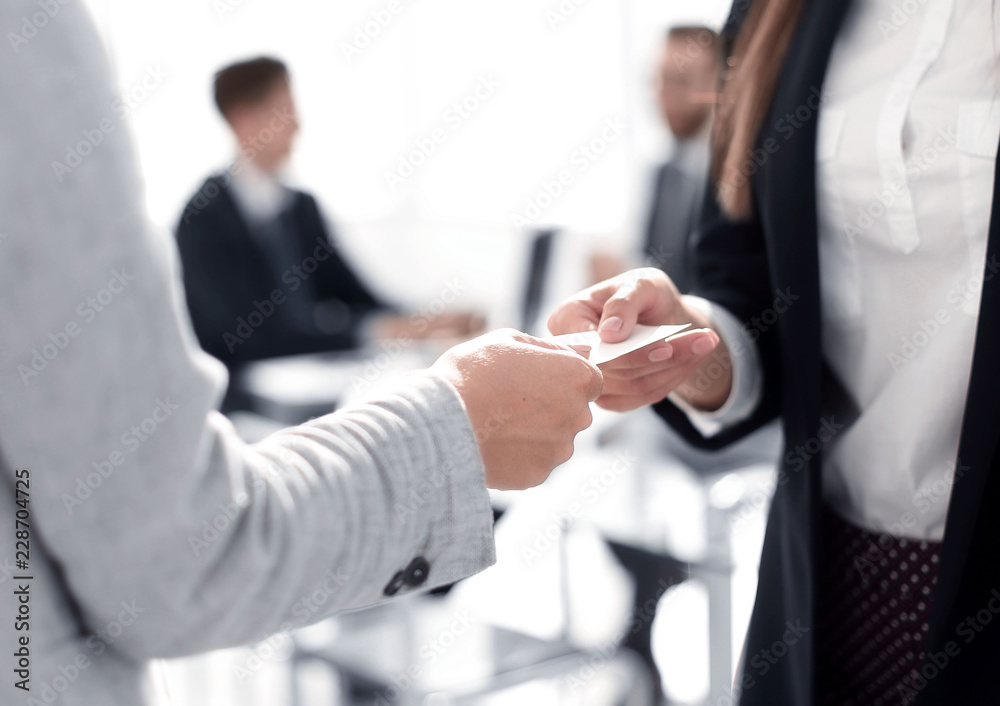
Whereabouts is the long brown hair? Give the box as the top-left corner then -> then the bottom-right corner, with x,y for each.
712,0 -> 805,220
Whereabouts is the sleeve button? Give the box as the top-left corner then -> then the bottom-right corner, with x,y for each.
382,570 -> 406,596
404,557 -> 430,587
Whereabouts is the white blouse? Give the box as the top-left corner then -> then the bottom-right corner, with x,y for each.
681,0 -> 1000,540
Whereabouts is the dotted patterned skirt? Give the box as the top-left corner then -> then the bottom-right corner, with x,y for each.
815,506 -> 941,706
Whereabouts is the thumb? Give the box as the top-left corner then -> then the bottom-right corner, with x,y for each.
597,276 -> 662,343
517,335 -> 603,399
585,362 -> 604,402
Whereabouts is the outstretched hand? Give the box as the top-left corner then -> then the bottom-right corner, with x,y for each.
547,268 -> 731,412
432,328 -> 603,490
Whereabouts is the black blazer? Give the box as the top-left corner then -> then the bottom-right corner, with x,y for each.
654,1 -> 1000,703
175,175 -> 384,367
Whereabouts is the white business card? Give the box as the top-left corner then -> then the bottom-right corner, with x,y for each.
547,323 -> 693,365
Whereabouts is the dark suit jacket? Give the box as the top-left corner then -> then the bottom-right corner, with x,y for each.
175,174 -> 384,367
643,160 -> 704,294
654,1 -> 1000,703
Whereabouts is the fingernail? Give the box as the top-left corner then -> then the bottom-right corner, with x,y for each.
648,345 -> 672,362
692,335 -> 717,355
600,316 -> 623,332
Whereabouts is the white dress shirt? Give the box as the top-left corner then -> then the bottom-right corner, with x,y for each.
670,124 -> 712,183
682,0 -> 999,540
227,156 -> 294,226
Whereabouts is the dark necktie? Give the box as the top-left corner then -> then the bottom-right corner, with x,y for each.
254,207 -> 316,331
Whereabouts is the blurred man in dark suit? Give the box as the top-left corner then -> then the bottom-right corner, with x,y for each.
589,26 -> 720,291
642,25 -> 720,292
176,57 -> 478,369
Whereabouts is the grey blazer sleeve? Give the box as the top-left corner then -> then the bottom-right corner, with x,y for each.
0,0 -> 495,660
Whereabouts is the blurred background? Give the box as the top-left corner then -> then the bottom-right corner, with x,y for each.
79,1 -> 785,704
86,0 -> 734,318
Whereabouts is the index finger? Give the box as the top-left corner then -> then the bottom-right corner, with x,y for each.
547,273 -> 641,336
546,299 -> 601,337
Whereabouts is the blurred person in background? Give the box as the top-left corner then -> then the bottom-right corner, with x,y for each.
642,25 -> 720,291
176,57 -> 481,372
0,3 -> 603,704
589,25 -> 721,290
